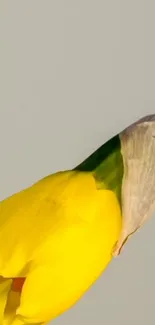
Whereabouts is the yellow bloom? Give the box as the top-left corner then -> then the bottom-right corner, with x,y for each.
1,114 -> 155,324
0,171 -> 121,325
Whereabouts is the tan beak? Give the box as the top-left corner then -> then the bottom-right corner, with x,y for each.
113,114 -> 155,256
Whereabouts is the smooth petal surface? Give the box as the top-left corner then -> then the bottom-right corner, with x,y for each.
3,290 -> 20,325
0,171 -> 75,278
12,189 -> 121,323
0,170 -> 121,324
0,278 -> 12,324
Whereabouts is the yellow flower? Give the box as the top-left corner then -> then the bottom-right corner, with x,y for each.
1,114 -> 155,324
0,170 -> 121,325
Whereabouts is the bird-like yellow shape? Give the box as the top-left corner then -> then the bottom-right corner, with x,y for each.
0,170 -> 122,325
1,114 -> 155,324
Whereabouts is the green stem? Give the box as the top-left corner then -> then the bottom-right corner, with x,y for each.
75,135 -> 124,205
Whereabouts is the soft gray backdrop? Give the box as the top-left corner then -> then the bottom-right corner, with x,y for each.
0,1 -> 155,324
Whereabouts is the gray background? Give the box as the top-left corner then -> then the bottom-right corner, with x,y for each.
0,1 -> 155,324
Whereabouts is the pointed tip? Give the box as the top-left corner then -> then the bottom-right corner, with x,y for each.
112,232 -> 129,257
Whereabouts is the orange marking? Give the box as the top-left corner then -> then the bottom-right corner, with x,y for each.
12,277 -> 25,292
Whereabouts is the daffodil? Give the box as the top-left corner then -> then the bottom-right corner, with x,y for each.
0,115 -> 155,325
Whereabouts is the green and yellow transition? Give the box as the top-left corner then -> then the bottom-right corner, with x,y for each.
0,114 -> 155,325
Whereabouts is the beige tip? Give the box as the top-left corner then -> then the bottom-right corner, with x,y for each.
113,114 -> 155,256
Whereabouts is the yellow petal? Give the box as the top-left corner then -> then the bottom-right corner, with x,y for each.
0,171 -> 75,277
13,189 -> 121,323
0,170 -> 121,324
3,290 -> 20,325
0,278 -> 12,324
0,171 -> 96,278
